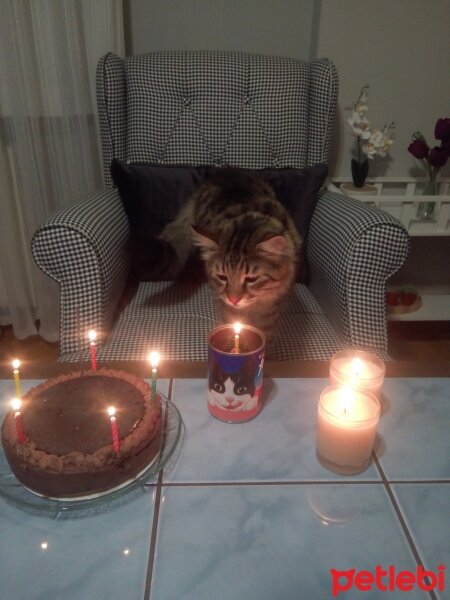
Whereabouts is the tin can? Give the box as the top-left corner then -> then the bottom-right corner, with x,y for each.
207,324 -> 265,423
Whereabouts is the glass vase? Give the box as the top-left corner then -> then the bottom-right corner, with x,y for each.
417,175 -> 438,220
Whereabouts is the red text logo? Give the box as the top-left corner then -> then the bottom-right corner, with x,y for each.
330,564 -> 445,596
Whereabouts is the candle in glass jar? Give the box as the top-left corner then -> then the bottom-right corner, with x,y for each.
329,350 -> 385,399
316,385 -> 380,474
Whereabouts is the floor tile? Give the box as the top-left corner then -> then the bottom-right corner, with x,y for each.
167,378 -> 381,482
0,489 -> 156,600
151,483 -> 427,600
376,378 -> 450,480
391,483 -> 450,600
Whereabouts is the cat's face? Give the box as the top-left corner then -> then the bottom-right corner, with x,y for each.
209,376 -> 258,412
193,229 -> 295,309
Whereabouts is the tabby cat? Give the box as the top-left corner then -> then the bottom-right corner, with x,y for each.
160,169 -> 301,342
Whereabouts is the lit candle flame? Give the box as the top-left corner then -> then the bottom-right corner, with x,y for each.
11,397 -> 22,412
351,358 -> 363,377
234,322 -> 242,335
88,330 -> 97,342
149,351 -> 160,369
107,406 -> 116,417
12,359 -> 21,370
339,386 -> 354,416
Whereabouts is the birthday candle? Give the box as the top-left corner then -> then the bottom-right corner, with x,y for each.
149,351 -> 160,403
107,406 -> 120,453
12,359 -> 22,397
11,398 -> 25,444
88,330 -> 97,370
234,323 -> 241,354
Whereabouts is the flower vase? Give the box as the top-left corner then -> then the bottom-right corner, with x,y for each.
351,158 -> 369,188
417,175 -> 438,220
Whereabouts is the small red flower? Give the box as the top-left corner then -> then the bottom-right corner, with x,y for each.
429,146 -> 449,168
435,118 -> 450,142
408,139 -> 429,160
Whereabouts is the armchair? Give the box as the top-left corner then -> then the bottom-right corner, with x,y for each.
32,51 -> 409,363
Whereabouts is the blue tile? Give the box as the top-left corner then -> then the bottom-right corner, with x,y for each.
152,484 -> 427,600
376,379 -> 450,480
0,489 -> 156,600
391,483 -> 450,600
166,378 -> 381,482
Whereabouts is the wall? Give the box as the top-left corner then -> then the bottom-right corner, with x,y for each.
317,0 -> 450,179
124,0 -> 318,60
123,1 -> 449,291
125,0 -> 450,180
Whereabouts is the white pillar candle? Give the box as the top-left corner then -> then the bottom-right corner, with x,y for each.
329,350 -> 385,400
316,385 -> 380,474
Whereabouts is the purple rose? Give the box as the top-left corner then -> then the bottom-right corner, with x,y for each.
428,146 -> 449,168
408,139 -> 429,159
435,118 -> 450,142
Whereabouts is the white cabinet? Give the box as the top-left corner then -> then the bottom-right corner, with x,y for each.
329,177 -> 450,236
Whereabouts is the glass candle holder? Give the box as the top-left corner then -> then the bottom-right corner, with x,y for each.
316,385 -> 381,475
329,349 -> 385,400
207,324 -> 265,423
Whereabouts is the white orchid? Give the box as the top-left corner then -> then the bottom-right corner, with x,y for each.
347,86 -> 395,186
348,87 -> 395,160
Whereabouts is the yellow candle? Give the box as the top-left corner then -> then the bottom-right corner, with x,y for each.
234,322 -> 241,354
12,359 -> 22,397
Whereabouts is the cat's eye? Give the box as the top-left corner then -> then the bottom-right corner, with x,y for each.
217,274 -> 228,282
214,382 -> 225,393
234,384 -> 248,395
244,276 -> 258,284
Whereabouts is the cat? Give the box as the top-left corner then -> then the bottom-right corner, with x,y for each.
159,168 -> 302,342
208,352 -> 260,412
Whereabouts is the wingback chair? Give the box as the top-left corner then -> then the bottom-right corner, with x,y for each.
32,51 -> 409,364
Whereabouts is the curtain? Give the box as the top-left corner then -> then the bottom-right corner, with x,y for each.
0,0 -> 124,341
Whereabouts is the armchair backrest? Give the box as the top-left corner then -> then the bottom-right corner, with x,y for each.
97,51 -> 338,187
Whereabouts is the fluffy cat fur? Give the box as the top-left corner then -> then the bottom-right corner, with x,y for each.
159,169 -> 301,342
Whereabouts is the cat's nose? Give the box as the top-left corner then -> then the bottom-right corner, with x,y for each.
228,294 -> 242,305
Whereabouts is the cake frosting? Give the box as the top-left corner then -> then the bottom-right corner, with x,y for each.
1,368 -> 162,499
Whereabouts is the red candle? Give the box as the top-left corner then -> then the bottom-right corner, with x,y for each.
88,330 -> 97,370
11,398 -> 25,444
108,406 -> 120,454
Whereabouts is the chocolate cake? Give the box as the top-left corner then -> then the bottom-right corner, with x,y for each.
1,368 -> 162,499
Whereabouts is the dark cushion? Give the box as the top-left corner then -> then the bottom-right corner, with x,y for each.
110,159 -> 327,282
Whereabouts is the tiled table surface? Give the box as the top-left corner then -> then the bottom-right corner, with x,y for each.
0,376 -> 449,600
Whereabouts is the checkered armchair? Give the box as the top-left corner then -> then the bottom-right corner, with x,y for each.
32,51 -> 409,363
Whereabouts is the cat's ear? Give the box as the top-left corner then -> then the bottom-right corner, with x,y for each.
191,225 -> 218,259
256,235 -> 288,256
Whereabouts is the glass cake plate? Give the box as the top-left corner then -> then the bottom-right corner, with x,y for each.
0,397 -> 183,518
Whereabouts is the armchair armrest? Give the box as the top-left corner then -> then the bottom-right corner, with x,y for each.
32,188 -> 130,357
307,190 -> 410,353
